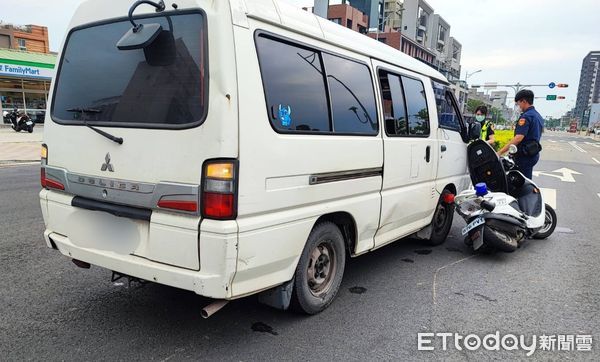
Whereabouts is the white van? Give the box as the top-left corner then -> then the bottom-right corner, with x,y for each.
40,0 -> 474,316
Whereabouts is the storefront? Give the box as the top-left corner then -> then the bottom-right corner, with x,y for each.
0,48 -> 55,123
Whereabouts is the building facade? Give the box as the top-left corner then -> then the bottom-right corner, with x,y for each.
328,3 -> 369,33
0,23 -> 55,123
574,51 -> 600,127
0,23 -> 50,54
312,0 -> 460,84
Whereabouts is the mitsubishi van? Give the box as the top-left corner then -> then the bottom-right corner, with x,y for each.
40,0 -> 474,316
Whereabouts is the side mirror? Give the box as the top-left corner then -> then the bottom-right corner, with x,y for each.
116,0 -> 166,51
117,23 -> 163,50
469,122 -> 481,141
509,144 -> 518,155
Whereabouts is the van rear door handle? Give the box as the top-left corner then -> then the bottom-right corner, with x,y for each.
441,145 -> 447,152
425,146 -> 431,163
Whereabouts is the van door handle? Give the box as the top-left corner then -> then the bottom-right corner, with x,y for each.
425,146 -> 431,163
441,145 -> 447,152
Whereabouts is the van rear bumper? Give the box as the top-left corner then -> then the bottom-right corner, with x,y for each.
40,189 -> 237,299
44,230 -> 234,299
44,230 -> 231,299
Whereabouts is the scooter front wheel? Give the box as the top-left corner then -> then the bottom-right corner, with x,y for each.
533,204 -> 557,239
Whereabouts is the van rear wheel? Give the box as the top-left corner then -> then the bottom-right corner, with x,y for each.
426,192 -> 454,246
291,222 -> 346,315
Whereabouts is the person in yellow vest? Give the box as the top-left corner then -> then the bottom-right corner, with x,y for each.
475,105 -> 495,146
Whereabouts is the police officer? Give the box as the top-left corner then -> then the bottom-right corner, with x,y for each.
475,105 -> 495,145
498,89 -> 544,179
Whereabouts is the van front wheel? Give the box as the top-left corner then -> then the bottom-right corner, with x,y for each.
291,222 -> 346,315
426,192 -> 455,246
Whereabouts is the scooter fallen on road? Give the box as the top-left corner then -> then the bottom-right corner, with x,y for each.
454,140 -> 557,253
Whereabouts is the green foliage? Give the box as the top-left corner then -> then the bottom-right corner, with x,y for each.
491,130 -> 514,151
466,99 -> 485,114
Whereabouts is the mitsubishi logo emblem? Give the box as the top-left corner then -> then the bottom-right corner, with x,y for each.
101,153 -> 114,172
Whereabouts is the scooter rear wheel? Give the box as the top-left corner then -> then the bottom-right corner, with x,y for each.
483,226 -> 518,252
533,204 -> 557,239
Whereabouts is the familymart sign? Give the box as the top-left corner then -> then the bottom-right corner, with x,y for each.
0,62 -> 54,79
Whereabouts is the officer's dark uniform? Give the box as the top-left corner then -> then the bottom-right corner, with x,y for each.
514,106 -> 543,179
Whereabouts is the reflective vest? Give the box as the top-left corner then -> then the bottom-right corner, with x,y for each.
480,121 -> 490,141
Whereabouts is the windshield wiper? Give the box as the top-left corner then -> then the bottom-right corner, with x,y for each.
66,107 -> 124,145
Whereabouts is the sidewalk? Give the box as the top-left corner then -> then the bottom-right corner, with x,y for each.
0,126 -> 42,165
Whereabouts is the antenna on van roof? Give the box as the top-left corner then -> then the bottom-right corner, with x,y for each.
116,0 -> 166,50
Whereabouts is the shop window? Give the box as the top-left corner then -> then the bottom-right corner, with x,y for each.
17,38 -> 27,51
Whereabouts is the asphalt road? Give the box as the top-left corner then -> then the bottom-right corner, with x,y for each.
1,132 -> 599,360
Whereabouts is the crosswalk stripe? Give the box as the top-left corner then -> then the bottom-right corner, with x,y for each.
540,188 -> 557,210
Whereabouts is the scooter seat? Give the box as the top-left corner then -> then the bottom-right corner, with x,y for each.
517,183 -> 543,217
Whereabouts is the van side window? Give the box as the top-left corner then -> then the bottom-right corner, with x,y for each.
378,71 -> 408,136
323,54 -> 378,134
402,76 -> 430,136
256,36 -> 330,132
433,81 -> 461,132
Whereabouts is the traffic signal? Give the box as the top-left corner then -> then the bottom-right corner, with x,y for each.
546,95 -> 557,100
558,96 -> 566,100
556,83 -> 569,88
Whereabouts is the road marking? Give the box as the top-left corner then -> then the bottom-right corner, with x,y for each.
568,141 -> 587,153
584,142 -> 600,148
540,188 -> 557,210
593,157 -> 600,165
533,168 -> 581,183
598,193 -> 600,201
548,140 -> 557,143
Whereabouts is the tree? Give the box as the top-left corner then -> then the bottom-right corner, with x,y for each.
466,99 -> 486,114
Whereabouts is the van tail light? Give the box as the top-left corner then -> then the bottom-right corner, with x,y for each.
41,168 -> 65,190
40,144 -> 65,190
202,160 -> 238,220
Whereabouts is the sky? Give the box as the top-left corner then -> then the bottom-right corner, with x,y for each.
1,0 -> 599,118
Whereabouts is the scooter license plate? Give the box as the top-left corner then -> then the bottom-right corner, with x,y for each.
462,217 -> 484,235
26,121 -> 33,125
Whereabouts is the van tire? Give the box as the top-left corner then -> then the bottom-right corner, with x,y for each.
426,193 -> 454,246
290,222 -> 346,315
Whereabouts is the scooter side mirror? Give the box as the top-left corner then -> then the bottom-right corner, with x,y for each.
509,144 -> 518,155
469,122 -> 482,141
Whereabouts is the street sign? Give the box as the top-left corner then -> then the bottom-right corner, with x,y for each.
549,82 -> 556,89
546,95 -> 557,100
557,83 -> 569,88
483,82 -> 497,89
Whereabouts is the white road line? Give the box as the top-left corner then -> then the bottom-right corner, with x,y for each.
540,188 -> 557,210
569,141 -> 587,153
598,193 -> 600,201
593,157 -> 600,165
548,140 -> 557,143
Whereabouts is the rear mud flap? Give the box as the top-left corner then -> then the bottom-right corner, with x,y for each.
257,278 -> 294,310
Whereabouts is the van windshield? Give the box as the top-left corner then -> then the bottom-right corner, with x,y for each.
52,12 -> 207,128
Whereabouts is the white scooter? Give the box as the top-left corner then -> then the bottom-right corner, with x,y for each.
454,140 -> 557,253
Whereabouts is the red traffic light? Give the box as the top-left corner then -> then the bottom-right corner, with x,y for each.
557,83 -> 569,88
558,96 -> 566,100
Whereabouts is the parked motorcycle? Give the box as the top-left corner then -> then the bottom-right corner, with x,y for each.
454,140 -> 557,253
6,108 -> 34,133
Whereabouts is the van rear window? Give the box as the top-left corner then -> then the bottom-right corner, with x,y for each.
51,12 -> 207,129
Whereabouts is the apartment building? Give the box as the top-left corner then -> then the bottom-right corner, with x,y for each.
574,51 -> 600,127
